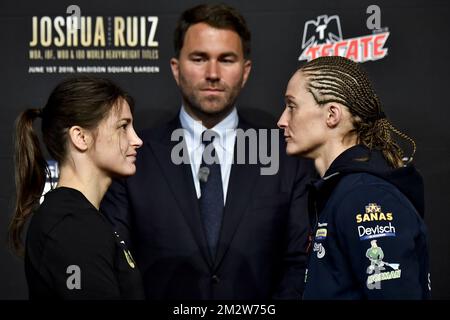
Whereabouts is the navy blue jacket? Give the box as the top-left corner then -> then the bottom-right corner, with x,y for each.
303,145 -> 430,299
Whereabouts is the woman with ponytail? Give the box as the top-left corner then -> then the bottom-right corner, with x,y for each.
9,77 -> 144,299
278,56 -> 430,299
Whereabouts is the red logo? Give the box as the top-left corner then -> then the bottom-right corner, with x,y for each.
299,15 -> 389,63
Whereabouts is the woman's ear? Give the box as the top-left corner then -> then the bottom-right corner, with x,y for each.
325,103 -> 343,128
67,126 -> 92,151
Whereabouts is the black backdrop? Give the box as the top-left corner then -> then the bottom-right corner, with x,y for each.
1,0 -> 449,299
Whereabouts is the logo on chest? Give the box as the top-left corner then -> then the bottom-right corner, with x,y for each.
356,203 -> 396,240
313,242 -> 326,259
356,203 -> 393,223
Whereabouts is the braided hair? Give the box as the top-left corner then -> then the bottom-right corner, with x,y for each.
300,56 -> 416,168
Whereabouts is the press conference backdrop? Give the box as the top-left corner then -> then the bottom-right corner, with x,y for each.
1,0 -> 449,299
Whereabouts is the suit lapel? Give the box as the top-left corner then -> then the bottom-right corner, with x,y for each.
147,117 -> 213,267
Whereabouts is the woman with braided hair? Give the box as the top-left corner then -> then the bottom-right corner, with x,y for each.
278,56 -> 430,299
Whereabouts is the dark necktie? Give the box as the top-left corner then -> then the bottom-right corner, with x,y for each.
199,130 -> 224,259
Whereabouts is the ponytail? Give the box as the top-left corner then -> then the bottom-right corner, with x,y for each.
355,116 -> 416,168
9,108 -> 49,256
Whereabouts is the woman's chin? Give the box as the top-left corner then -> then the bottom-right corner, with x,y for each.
118,165 -> 137,177
286,144 -> 301,156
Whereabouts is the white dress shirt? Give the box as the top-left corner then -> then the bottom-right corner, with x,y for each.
179,105 -> 237,204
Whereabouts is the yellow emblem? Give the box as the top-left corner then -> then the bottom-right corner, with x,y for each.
315,228 -> 327,239
123,250 -> 136,269
356,203 -> 393,223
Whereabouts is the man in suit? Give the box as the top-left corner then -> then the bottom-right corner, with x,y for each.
101,3 -> 316,300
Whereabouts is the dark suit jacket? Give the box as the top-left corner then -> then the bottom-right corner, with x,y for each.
101,114 -> 316,300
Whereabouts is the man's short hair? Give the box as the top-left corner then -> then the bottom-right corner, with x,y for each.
174,3 -> 251,59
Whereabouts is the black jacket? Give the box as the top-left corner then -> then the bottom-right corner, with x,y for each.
26,187 -> 145,299
303,145 -> 430,299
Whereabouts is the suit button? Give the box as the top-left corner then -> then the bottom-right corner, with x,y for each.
211,275 -> 220,284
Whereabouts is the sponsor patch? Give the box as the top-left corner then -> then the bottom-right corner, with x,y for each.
365,240 -> 401,289
367,270 -> 402,285
313,242 -> 326,259
358,222 -> 396,240
315,228 -> 327,240
356,203 -> 393,223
